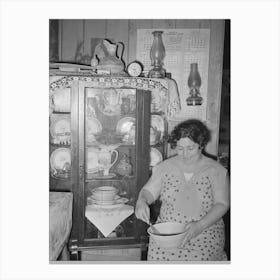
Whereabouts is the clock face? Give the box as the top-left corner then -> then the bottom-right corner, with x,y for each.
127,62 -> 142,77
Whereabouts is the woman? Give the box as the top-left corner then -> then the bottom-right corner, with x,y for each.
135,119 -> 229,261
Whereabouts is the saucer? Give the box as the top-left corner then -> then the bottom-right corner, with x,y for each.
87,196 -> 129,209
86,173 -> 116,180
87,203 -> 125,210
52,172 -> 71,180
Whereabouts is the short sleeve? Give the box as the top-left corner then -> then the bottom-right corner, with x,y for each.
214,165 -> 227,185
142,163 -> 165,201
210,164 -> 229,205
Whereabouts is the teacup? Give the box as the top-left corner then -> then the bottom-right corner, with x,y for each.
91,186 -> 118,201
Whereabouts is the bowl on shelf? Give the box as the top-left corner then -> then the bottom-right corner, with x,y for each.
147,222 -> 187,248
90,186 -> 118,202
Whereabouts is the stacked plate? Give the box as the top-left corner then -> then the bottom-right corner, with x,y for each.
50,148 -> 71,178
88,186 -> 128,209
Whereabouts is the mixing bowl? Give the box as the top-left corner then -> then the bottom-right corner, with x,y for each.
147,222 -> 187,248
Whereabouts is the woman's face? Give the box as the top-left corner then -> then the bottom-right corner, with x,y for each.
176,137 -> 201,162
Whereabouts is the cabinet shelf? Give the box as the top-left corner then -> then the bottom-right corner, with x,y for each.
51,111 -> 70,114
50,143 -> 71,147
86,143 -> 135,148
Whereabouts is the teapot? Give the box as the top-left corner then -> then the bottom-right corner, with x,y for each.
91,39 -> 125,74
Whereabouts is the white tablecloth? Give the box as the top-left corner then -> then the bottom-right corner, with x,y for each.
85,204 -> 134,237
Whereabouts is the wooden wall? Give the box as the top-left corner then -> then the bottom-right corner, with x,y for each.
57,19 -> 225,155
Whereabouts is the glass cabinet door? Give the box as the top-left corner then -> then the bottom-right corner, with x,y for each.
74,81 -> 151,245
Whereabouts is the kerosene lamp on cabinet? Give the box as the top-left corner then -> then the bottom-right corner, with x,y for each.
148,31 -> 166,78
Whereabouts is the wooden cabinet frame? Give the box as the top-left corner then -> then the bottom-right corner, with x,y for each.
68,80 -> 152,259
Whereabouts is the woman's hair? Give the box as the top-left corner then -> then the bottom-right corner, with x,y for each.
168,119 -> 211,149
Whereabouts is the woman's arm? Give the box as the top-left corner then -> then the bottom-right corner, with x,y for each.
198,171 -> 230,230
135,165 -> 163,224
197,202 -> 229,231
135,189 -> 154,224
137,188 -> 155,205
182,168 -> 230,243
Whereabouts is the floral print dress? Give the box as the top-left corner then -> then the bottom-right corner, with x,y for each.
143,155 -> 228,261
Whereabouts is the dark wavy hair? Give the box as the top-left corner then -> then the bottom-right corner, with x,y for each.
168,119 -> 211,150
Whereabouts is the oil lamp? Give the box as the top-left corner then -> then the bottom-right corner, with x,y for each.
148,31 -> 166,78
186,63 -> 203,106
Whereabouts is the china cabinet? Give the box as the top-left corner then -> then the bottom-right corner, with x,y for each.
49,72 -> 179,261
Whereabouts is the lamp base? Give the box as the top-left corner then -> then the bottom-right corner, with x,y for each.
148,67 -> 166,78
186,95 -> 203,106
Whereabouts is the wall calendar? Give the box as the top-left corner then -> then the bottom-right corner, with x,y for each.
136,29 -> 210,121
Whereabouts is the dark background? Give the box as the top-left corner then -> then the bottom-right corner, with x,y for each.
220,19 -> 230,259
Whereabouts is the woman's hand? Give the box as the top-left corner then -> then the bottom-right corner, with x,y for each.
180,221 -> 204,247
135,198 -> 150,224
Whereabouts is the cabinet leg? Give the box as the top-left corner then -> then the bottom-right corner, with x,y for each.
141,244 -> 148,261
70,250 -> 80,261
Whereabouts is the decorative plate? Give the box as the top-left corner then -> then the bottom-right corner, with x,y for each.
116,117 -> 135,135
50,114 -> 71,144
151,90 -> 164,113
150,147 -> 163,167
52,172 -> 71,180
50,148 -> 71,173
150,115 -> 165,144
50,87 -> 71,112
86,117 -> 102,142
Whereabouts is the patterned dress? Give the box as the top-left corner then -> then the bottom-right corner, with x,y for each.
143,155 -> 228,261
